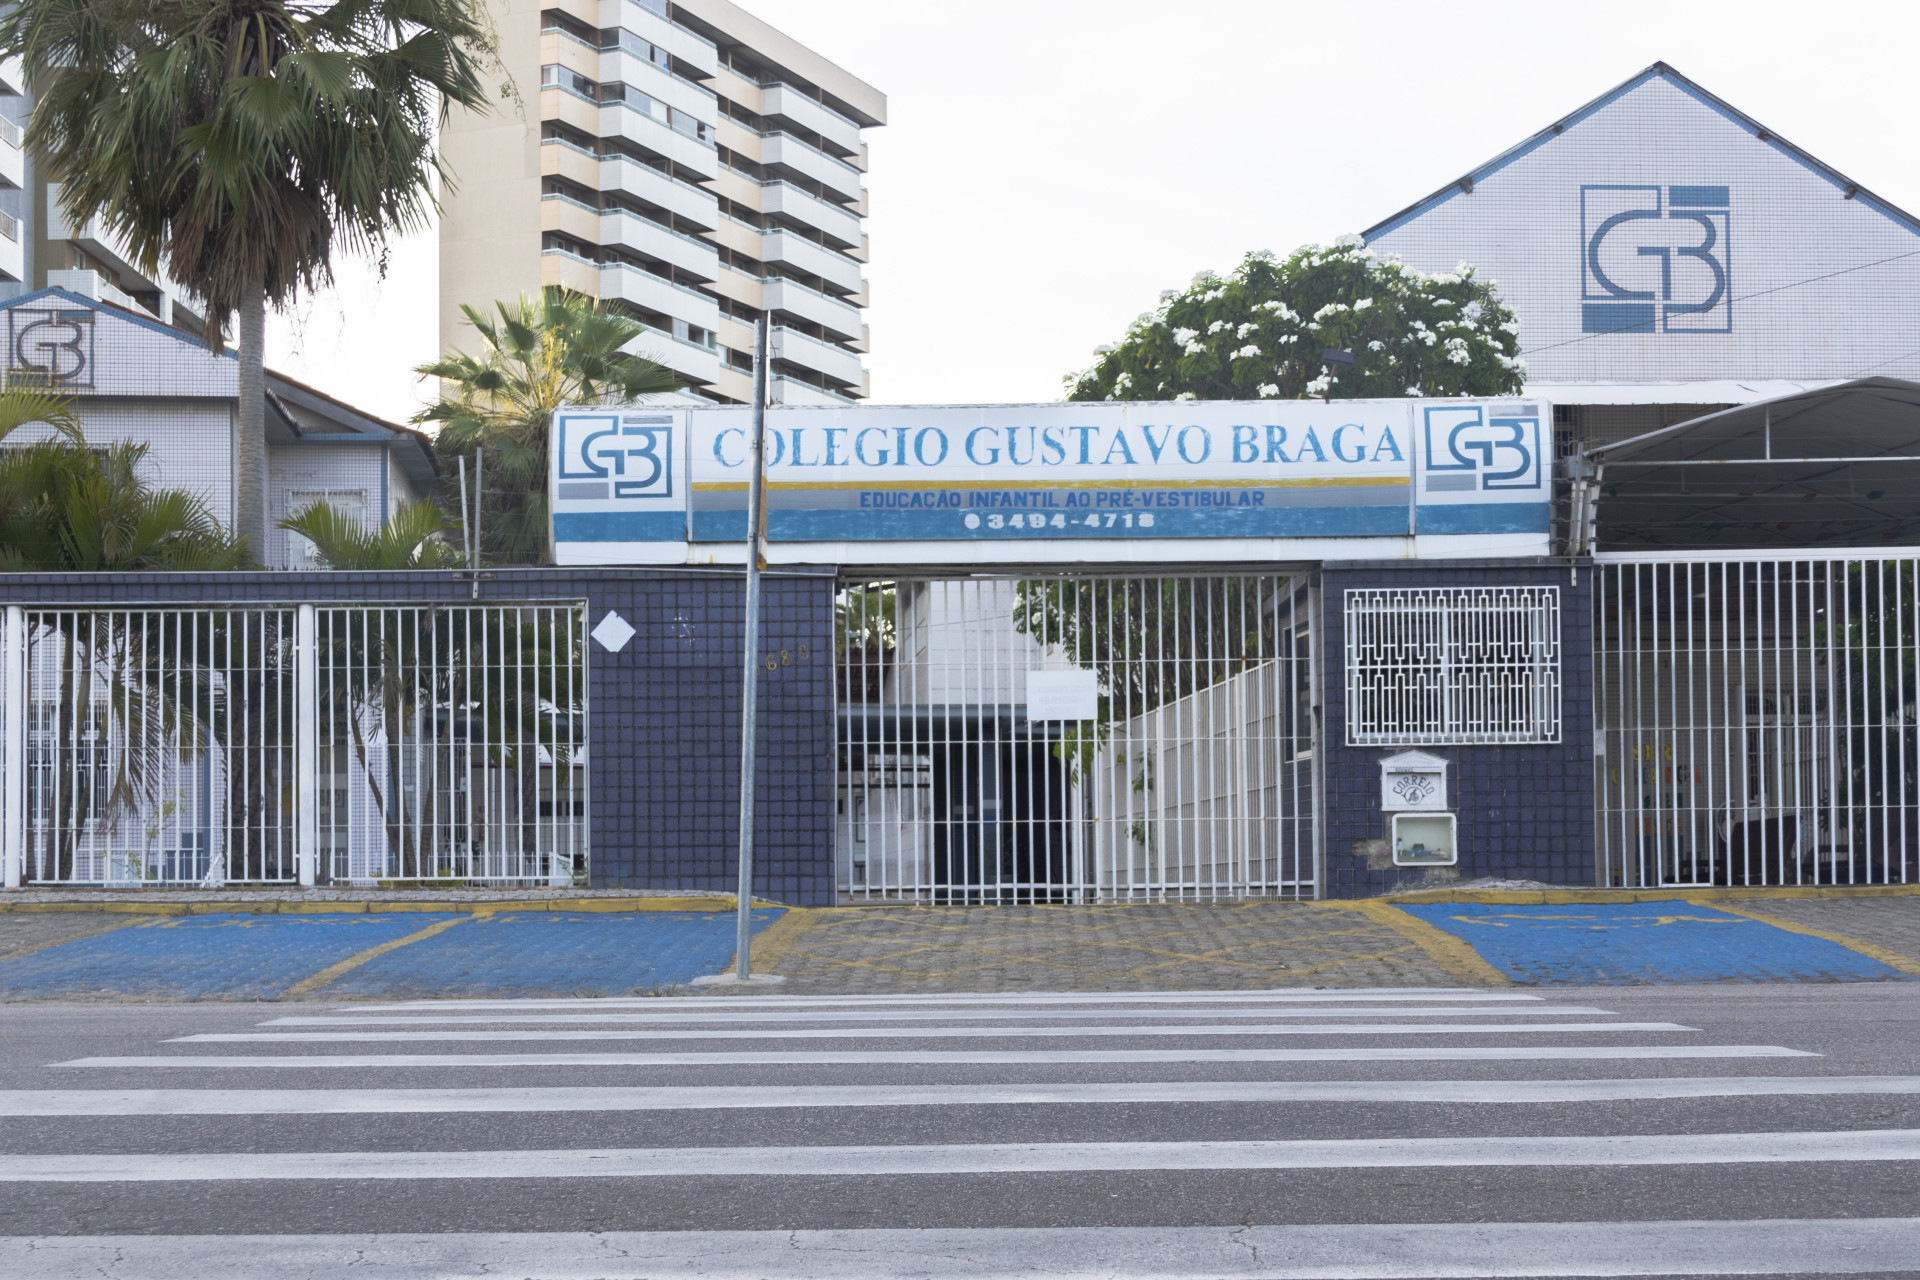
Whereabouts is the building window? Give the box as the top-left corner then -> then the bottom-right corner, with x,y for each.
1345,587 -> 1561,745
285,490 -> 368,571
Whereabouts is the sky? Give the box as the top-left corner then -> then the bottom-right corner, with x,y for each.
266,0 -> 1920,424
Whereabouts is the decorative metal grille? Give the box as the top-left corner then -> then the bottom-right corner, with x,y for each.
1346,587 -> 1561,746
835,573 -> 1319,904
0,603 -> 587,887
1596,554 -> 1920,888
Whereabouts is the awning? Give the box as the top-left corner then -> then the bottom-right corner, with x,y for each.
1583,377 -> 1920,550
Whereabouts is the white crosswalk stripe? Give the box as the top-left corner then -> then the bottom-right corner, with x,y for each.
8,986 -> 1917,1278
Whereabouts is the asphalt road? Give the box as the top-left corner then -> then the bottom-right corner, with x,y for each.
1,983 -> 1918,1277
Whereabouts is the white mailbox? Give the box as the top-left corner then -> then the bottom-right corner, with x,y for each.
1380,750 -> 1448,812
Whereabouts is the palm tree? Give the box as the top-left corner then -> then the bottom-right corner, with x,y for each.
0,0 -> 497,554
0,390 -> 246,571
278,498 -> 458,570
416,286 -> 681,564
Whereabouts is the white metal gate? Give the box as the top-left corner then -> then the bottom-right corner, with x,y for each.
1596,553 -> 1920,887
0,603 -> 588,887
834,572 -> 1319,902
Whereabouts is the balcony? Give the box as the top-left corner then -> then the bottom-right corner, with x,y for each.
618,1 -> 718,79
625,325 -> 720,387
762,230 -> 862,295
597,259 -> 720,331
771,375 -> 855,406
760,180 -> 860,249
598,105 -> 718,181
760,85 -> 863,157
597,152 -> 719,231
600,48 -> 719,121
770,325 -> 863,390
759,133 -> 862,204
0,56 -> 22,96
0,117 -> 20,189
763,277 -> 861,343
598,208 -> 718,282
0,210 -> 22,283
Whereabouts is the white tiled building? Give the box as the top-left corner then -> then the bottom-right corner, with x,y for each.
0,289 -> 437,567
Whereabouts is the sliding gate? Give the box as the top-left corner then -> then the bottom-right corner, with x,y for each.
834,572 -> 1319,902
1595,553 -> 1920,887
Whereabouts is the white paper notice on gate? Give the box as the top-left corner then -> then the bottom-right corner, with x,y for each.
1026,670 -> 1099,721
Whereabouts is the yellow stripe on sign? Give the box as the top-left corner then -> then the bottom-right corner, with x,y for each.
1332,900 -> 1513,986
691,477 -> 1407,492
283,916 -> 472,999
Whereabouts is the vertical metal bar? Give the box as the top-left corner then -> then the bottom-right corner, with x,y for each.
735,317 -> 770,979
2,606 -> 23,888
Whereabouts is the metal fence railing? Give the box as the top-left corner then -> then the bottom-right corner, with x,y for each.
835,573 -> 1318,904
1596,554 -> 1920,887
0,603 -> 588,887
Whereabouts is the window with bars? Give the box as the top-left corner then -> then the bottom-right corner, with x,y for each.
1345,587 -> 1561,745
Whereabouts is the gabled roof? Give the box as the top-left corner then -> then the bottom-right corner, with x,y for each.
1362,61 -> 1920,244
0,285 -> 233,354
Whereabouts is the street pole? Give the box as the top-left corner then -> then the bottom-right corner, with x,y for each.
735,318 -> 770,980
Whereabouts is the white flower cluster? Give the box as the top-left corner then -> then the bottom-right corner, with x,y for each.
1257,382 -> 1280,398
1173,391 -> 1198,401
1207,319 -> 1228,334
1235,322 -> 1256,339
1231,344 -> 1261,360
1112,371 -> 1133,392
1368,340 -> 1385,352
1172,328 -> 1198,346
1303,372 -> 1333,396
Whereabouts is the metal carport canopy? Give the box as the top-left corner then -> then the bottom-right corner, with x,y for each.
1584,376 -> 1920,551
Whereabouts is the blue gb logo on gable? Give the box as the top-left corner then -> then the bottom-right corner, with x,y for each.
1422,405 -> 1543,492
557,412 -> 675,500
1581,184 -> 1731,335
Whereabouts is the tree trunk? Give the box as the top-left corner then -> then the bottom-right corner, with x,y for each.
234,281 -> 269,562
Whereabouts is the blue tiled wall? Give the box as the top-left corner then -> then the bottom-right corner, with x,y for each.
1318,560 -> 1595,897
0,568 -> 839,905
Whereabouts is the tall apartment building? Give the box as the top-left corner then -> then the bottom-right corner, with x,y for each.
441,0 -> 884,405
0,56 -> 206,332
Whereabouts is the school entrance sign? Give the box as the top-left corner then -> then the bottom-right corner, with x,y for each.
550,398 -> 1549,565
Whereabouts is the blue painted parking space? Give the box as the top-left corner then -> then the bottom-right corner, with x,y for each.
0,909 -> 781,1000
1398,900 -> 1909,985
321,909 -> 784,999
0,913 -> 459,1000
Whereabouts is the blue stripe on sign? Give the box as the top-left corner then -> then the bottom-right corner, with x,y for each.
552,511 -> 686,542
1397,900 -> 1908,985
1583,301 -> 1656,334
1669,185 -> 1730,208
0,914 -> 462,1000
321,910 -> 786,999
691,505 -> 1414,542
1416,502 -> 1551,534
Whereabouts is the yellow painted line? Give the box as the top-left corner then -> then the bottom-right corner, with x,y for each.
1374,884 -> 1920,906
0,915 -> 146,963
749,907 -> 822,973
693,477 -> 1403,492
282,916 -> 474,999
1330,900 -> 1512,986
1697,900 -> 1920,979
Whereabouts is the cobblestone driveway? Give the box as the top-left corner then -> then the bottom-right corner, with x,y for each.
762,902 -> 1464,993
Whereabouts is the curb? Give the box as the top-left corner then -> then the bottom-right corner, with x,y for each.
0,897 -> 786,918
1376,885 -> 1920,905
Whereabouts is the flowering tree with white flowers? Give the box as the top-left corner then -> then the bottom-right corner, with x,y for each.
1065,239 -> 1525,403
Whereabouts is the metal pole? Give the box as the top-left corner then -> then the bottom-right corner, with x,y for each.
295,604 -> 319,887
3,605 -> 25,888
471,448 -> 483,599
736,318 -> 770,979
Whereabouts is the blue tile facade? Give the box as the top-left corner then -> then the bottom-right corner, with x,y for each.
1318,560 -> 1595,897
0,568 -> 839,905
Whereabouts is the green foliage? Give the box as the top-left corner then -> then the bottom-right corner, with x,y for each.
0,0 -> 499,336
0,392 -> 246,570
278,498 -> 459,570
1064,241 -> 1526,403
415,286 -> 681,565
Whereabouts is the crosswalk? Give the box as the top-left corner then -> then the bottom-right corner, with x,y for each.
4,985 -> 1919,1277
